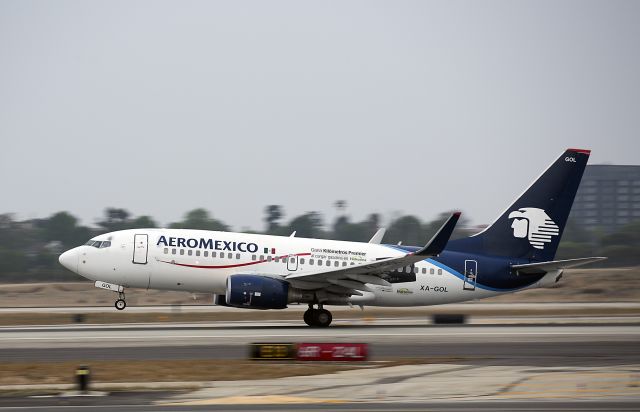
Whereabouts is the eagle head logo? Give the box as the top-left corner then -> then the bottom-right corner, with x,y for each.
508,207 -> 560,250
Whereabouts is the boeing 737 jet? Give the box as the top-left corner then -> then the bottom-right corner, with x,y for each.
59,148 -> 604,327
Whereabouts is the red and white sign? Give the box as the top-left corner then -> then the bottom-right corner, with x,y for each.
296,343 -> 368,361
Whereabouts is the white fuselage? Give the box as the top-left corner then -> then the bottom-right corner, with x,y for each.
61,228 -> 545,307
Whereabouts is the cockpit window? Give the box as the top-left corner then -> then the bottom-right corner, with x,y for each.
84,240 -> 111,248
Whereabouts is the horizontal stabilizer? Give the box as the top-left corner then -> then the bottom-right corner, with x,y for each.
511,257 -> 607,275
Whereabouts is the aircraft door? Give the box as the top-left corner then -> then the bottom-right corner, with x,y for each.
287,255 -> 299,271
132,234 -> 149,264
463,260 -> 477,291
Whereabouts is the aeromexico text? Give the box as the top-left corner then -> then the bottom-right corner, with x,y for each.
157,236 -> 259,253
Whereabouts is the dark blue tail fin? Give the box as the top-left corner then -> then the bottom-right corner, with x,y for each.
449,148 -> 590,262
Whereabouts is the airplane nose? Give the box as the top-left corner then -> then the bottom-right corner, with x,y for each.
59,248 -> 79,273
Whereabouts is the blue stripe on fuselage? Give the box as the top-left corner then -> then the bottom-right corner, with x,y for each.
382,244 -> 542,292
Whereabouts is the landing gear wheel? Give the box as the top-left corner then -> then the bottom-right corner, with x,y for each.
303,309 -> 315,326
303,306 -> 333,327
314,308 -> 332,327
115,299 -> 126,311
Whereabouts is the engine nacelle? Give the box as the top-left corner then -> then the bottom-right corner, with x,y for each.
225,274 -> 289,309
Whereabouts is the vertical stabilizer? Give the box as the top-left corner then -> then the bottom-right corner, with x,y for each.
449,148 -> 590,261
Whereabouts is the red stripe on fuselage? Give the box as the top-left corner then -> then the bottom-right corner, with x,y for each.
160,252 -> 311,269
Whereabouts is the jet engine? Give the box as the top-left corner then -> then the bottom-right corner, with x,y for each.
225,274 -> 292,309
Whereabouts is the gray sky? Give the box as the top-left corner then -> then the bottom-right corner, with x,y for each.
1,0 -> 639,231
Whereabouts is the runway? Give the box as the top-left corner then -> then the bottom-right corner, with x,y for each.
2,302 -> 639,313
1,321 -> 638,346
0,320 -> 638,410
1,340 -> 638,367
0,399 -> 639,411
0,321 -> 638,366
0,400 -> 638,412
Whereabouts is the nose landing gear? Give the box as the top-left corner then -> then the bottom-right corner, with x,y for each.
303,304 -> 332,327
114,291 -> 126,311
94,281 -> 127,311
115,299 -> 126,310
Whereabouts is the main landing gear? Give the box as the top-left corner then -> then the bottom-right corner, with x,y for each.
303,304 -> 332,327
114,290 -> 126,311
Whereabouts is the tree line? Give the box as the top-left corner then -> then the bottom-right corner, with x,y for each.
0,205 -> 638,282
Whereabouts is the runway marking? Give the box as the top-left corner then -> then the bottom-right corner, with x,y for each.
1,328 -> 639,342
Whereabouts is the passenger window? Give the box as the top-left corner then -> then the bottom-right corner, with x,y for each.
430,268 -> 434,275
326,260 -> 331,266
252,254 -> 256,261
275,257 -> 279,262
342,261 -> 347,267
309,259 -> 314,265
188,250 -> 193,256
422,268 -> 426,274
317,260 -> 322,265
180,249 -> 184,255
334,261 -> 339,267
172,248 -> 176,255
267,256 -> 272,262
290,257 -> 295,263
212,252 -> 217,258
164,248 -> 168,254
300,258 -> 305,264
236,253 -> 240,259
196,250 -> 200,257
260,255 -> 265,261
228,253 -> 233,259
204,251 -> 208,257
438,269 -> 442,275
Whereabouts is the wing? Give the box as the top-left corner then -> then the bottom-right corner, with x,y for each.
285,213 -> 461,297
511,256 -> 607,275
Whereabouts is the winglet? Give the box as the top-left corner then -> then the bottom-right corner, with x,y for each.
368,228 -> 386,244
416,212 -> 461,256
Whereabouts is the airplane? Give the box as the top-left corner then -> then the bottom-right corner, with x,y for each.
59,148 -> 605,327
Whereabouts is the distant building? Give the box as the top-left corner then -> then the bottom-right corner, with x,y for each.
571,165 -> 640,232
